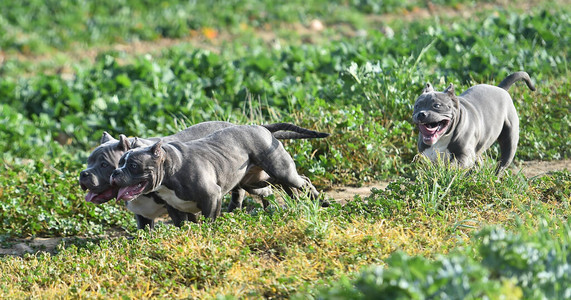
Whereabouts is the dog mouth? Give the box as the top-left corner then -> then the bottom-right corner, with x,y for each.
84,187 -> 117,204
117,181 -> 148,202
418,119 -> 450,145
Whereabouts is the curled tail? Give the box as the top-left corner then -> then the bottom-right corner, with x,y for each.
498,71 -> 536,91
262,123 -> 330,139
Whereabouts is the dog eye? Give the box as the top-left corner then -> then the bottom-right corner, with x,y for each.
433,103 -> 441,108
129,163 -> 138,170
100,162 -> 109,168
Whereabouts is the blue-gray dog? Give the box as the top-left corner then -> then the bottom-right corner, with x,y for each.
412,72 -> 536,174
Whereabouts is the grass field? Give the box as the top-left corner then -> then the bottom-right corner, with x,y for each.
0,0 -> 570,298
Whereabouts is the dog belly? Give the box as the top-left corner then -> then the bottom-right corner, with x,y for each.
155,186 -> 201,214
126,195 -> 168,219
241,166 -> 271,187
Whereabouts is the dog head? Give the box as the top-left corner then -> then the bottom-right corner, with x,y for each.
79,132 -> 132,204
412,83 -> 459,146
110,141 -> 167,202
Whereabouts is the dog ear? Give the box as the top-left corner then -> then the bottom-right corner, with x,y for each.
131,137 -> 144,148
444,84 -> 459,108
100,131 -> 116,144
443,83 -> 455,96
150,141 -> 163,159
116,134 -> 131,151
422,83 -> 434,93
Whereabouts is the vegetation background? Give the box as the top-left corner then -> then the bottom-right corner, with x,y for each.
0,0 -> 569,298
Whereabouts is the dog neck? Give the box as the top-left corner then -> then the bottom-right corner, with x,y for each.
160,143 -> 184,178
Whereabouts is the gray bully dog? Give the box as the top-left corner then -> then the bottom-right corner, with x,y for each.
412,71 -> 536,174
80,121 -> 329,229
109,125 -> 326,221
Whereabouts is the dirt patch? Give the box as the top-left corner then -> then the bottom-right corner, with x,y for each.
517,159 -> 570,178
324,181 -> 389,202
0,237 -> 63,256
324,159 -> 570,202
0,231 -> 124,257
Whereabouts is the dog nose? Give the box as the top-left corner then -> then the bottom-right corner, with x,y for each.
80,170 -> 89,178
109,170 -> 121,186
111,169 -> 121,178
416,111 -> 427,121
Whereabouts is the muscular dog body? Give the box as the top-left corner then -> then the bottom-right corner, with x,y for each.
412,72 -> 536,174
110,125 -> 323,221
80,122 -> 328,228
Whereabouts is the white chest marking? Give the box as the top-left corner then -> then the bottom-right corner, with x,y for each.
155,186 -> 200,214
126,195 -> 167,219
422,134 -> 452,162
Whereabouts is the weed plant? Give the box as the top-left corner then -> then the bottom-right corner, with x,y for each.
313,220 -> 571,299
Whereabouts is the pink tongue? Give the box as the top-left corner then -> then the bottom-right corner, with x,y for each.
420,124 -> 437,135
419,124 -> 440,145
117,187 -> 130,201
423,134 -> 438,145
85,188 -> 116,204
117,184 -> 145,201
85,192 -> 97,203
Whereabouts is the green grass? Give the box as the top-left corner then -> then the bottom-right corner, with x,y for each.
0,0 -> 570,298
0,160 -> 568,298
1,4 -> 568,181
0,0 -> 495,55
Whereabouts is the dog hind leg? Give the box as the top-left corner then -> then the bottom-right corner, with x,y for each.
258,151 -> 326,205
244,186 -> 273,209
496,120 -> 519,175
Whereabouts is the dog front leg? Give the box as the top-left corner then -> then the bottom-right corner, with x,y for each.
227,188 -> 246,212
135,214 -> 155,230
201,198 -> 222,221
199,185 -> 223,221
166,204 -> 193,227
453,151 -> 476,169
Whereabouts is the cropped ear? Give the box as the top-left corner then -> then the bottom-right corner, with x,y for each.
444,83 -> 459,108
116,134 -> 130,151
422,83 -> 434,93
150,141 -> 163,159
443,83 -> 455,96
131,137 -> 144,148
100,131 -> 116,144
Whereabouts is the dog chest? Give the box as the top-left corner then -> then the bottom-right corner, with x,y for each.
421,134 -> 452,162
422,146 -> 451,162
155,186 -> 201,214
126,195 -> 168,219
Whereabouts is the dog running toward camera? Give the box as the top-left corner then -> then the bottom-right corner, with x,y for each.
412,71 -> 536,174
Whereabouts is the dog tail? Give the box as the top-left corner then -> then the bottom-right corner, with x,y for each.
262,123 -> 330,139
498,71 -> 536,92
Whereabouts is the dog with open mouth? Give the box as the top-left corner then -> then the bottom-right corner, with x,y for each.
412,71 -> 536,174
79,121 -> 329,229
109,125 -> 326,221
